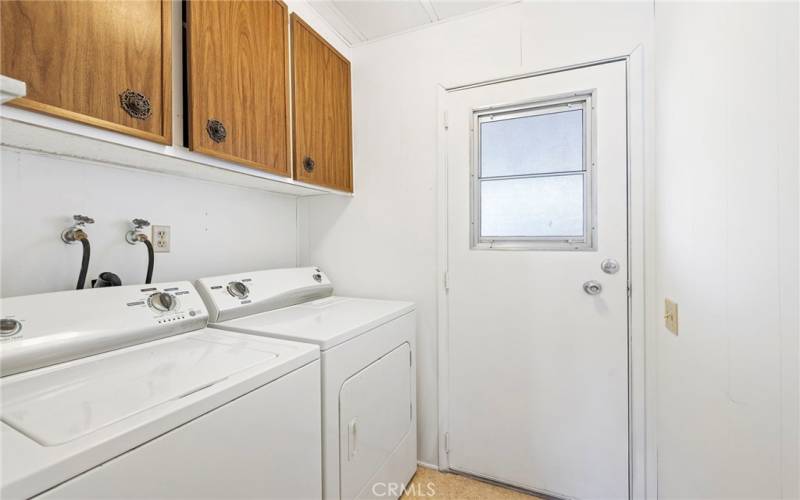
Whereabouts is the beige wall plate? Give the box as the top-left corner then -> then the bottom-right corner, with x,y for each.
665,298 -> 678,335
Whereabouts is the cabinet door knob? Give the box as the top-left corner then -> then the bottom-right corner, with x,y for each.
303,156 -> 315,173
119,89 -> 152,120
206,119 -> 227,143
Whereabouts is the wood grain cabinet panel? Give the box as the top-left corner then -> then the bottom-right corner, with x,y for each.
1,0 -> 172,144
291,14 -> 353,192
187,0 -> 290,176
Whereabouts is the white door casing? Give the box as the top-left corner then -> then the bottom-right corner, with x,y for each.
440,60 -> 631,499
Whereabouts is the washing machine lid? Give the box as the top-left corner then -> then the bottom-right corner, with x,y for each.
0,329 -> 311,446
212,296 -> 415,350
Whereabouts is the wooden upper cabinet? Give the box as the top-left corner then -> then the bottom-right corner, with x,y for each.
291,14 -> 353,192
187,0 -> 290,176
1,1 -> 172,144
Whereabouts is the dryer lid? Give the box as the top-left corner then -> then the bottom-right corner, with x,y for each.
213,296 -> 415,350
0,330 -> 282,446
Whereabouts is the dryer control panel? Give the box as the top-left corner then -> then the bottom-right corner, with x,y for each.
0,282 -> 209,377
195,267 -> 333,323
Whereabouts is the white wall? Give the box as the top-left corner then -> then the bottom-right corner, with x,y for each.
299,1 -> 654,466
654,2 -> 799,498
0,147 -> 298,297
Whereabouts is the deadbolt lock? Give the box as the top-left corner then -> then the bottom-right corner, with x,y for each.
601,259 -> 620,275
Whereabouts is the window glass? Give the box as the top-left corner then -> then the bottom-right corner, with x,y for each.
480,109 -> 583,178
480,175 -> 584,238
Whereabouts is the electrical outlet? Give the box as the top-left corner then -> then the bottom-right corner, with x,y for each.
151,225 -> 170,253
664,298 -> 678,335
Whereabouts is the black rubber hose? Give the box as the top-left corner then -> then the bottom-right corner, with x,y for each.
144,239 -> 154,284
77,238 -> 90,290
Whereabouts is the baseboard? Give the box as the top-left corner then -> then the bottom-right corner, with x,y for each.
416,461 -> 440,471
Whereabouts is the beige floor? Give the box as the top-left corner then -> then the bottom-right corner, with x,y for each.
400,467 -> 542,500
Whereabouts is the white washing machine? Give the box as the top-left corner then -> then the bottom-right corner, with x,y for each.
0,282 -> 322,499
195,267 -> 417,500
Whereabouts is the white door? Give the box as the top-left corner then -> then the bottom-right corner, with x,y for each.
444,61 -> 629,499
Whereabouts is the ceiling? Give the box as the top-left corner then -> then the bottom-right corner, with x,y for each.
310,1 -> 513,46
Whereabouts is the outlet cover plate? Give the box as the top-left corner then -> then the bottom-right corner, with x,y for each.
151,225 -> 170,253
665,298 -> 678,335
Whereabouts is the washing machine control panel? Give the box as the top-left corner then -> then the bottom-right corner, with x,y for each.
130,285 -> 207,326
0,281 -> 210,377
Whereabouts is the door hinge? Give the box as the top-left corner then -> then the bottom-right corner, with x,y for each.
409,350 -> 413,367
443,271 -> 449,293
627,281 -> 632,297
444,432 -> 450,454
443,111 -> 449,130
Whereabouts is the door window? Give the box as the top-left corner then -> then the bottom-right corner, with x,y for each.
472,94 -> 595,250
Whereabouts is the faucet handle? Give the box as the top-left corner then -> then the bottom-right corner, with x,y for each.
73,214 -> 94,226
131,218 -> 150,229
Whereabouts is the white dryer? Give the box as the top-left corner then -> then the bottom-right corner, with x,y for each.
0,282 -> 322,499
196,267 -> 417,500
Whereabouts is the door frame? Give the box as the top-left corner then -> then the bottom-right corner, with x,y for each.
435,47 -> 648,499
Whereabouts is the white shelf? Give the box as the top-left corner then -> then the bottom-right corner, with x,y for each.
0,106 -> 351,197
0,75 -> 26,104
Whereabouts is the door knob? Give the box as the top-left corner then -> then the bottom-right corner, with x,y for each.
583,280 -> 603,295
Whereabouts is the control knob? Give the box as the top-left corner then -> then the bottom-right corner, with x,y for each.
149,292 -> 177,312
0,318 -> 21,337
227,281 -> 249,299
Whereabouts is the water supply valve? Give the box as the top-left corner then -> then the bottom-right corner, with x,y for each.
126,218 -> 151,244
61,214 -> 94,244
126,218 -> 156,285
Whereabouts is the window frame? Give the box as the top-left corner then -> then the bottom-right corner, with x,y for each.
470,91 -> 597,251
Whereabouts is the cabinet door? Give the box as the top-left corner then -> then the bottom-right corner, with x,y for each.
1,1 -> 171,144
291,14 -> 353,192
187,0 -> 290,177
